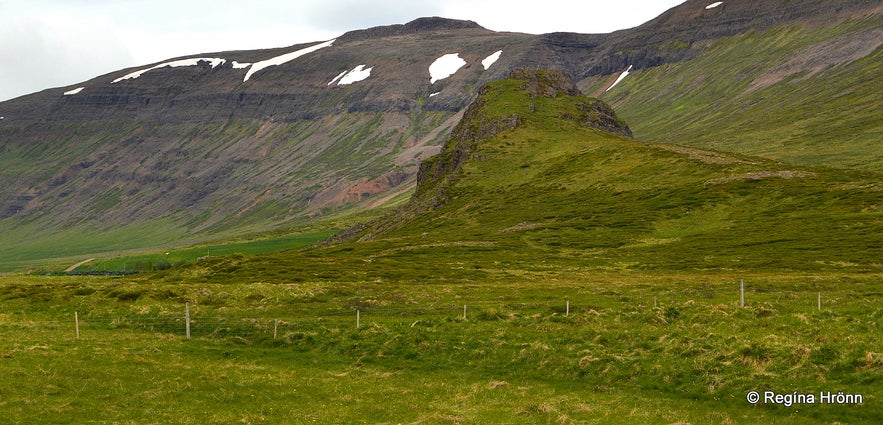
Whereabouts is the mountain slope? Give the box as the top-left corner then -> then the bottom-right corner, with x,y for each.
0,1 -> 880,269
187,70 -> 882,285
596,2 -> 883,169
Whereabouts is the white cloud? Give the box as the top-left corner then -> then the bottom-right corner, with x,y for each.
0,11 -> 133,101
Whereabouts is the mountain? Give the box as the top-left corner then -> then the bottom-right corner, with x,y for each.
595,0 -> 883,170
0,0 -> 880,270
182,69 -> 882,284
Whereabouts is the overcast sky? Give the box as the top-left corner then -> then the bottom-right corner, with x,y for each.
0,0 -> 686,101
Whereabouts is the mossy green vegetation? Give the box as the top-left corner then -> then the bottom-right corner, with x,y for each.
327,71 -> 883,275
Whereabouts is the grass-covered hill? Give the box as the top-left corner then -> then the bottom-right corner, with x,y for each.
184,69 -> 883,284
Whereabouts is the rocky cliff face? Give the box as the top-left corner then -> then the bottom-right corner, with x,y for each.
416,69 -> 631,208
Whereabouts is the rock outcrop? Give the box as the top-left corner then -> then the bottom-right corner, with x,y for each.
333,69 -> 632,243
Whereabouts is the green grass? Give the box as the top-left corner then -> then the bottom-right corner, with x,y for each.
0,272 -> 879,423
75,229 -> 339,273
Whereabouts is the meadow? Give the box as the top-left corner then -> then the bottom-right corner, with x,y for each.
1,270 -> 880,424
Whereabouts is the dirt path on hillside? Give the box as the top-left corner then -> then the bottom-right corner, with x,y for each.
65,258 -> 95,272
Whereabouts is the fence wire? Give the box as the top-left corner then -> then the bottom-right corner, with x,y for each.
1,284 -> 879,344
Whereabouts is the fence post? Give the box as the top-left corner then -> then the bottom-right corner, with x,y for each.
185,302 -> 191,339
75,312 -> 80,340
566,300 -> 570,317
463,305 -> 467,320
740,280 -> 745,308
356,310 -> 360,329
274,319 -> 279,339
818,292 -> 821,312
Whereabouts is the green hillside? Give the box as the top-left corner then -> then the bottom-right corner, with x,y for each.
0,110 -> 451,272
201,69 -> 883,283
599,16 -> 883,170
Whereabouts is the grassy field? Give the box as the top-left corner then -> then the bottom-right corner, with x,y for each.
0,271 -> 879,424
71,229 -> 339,273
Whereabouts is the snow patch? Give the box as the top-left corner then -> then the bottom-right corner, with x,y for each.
243,39 -> 335,82
231,61 -> 251,69
705,2 -> 723,9
328,70 -> 348,85
337,64 -> 372,85
64,87 -> 85,95
429,53 -> 467,84
481,50 -> 502,70
605,65 -> 633,92
113,58 -> 226,83
429,91 -> 440,97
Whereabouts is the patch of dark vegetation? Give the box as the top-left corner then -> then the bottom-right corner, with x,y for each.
68,270 -> 139,276
106,289 -> 144,302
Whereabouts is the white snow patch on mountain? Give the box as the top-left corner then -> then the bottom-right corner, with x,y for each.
337,65 -> 372,85
64,87 -> 85,95
705,2 -> 723,9
605,65 -> 633,92
429,91 -> 440,97
243,39 -> 335,82
113,58 -> 226,83
481,50 -> 502,70
328,70 -> 347,85
429,53 -> 467,84
231,61 -> 251,69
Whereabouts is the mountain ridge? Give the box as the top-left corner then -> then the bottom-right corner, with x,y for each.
0,0 -> 880,270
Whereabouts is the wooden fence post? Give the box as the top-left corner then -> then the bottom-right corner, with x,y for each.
740,280 -> 745,308
185,302 -> 191,339
356,310 -> 360,329
75,312 -> 80,340
566,300 -> 570,317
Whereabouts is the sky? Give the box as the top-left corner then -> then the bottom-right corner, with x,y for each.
0,0 -> 687,101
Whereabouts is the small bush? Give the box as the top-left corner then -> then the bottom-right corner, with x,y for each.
72,287 -> 97,296
107,289 -> 143,302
